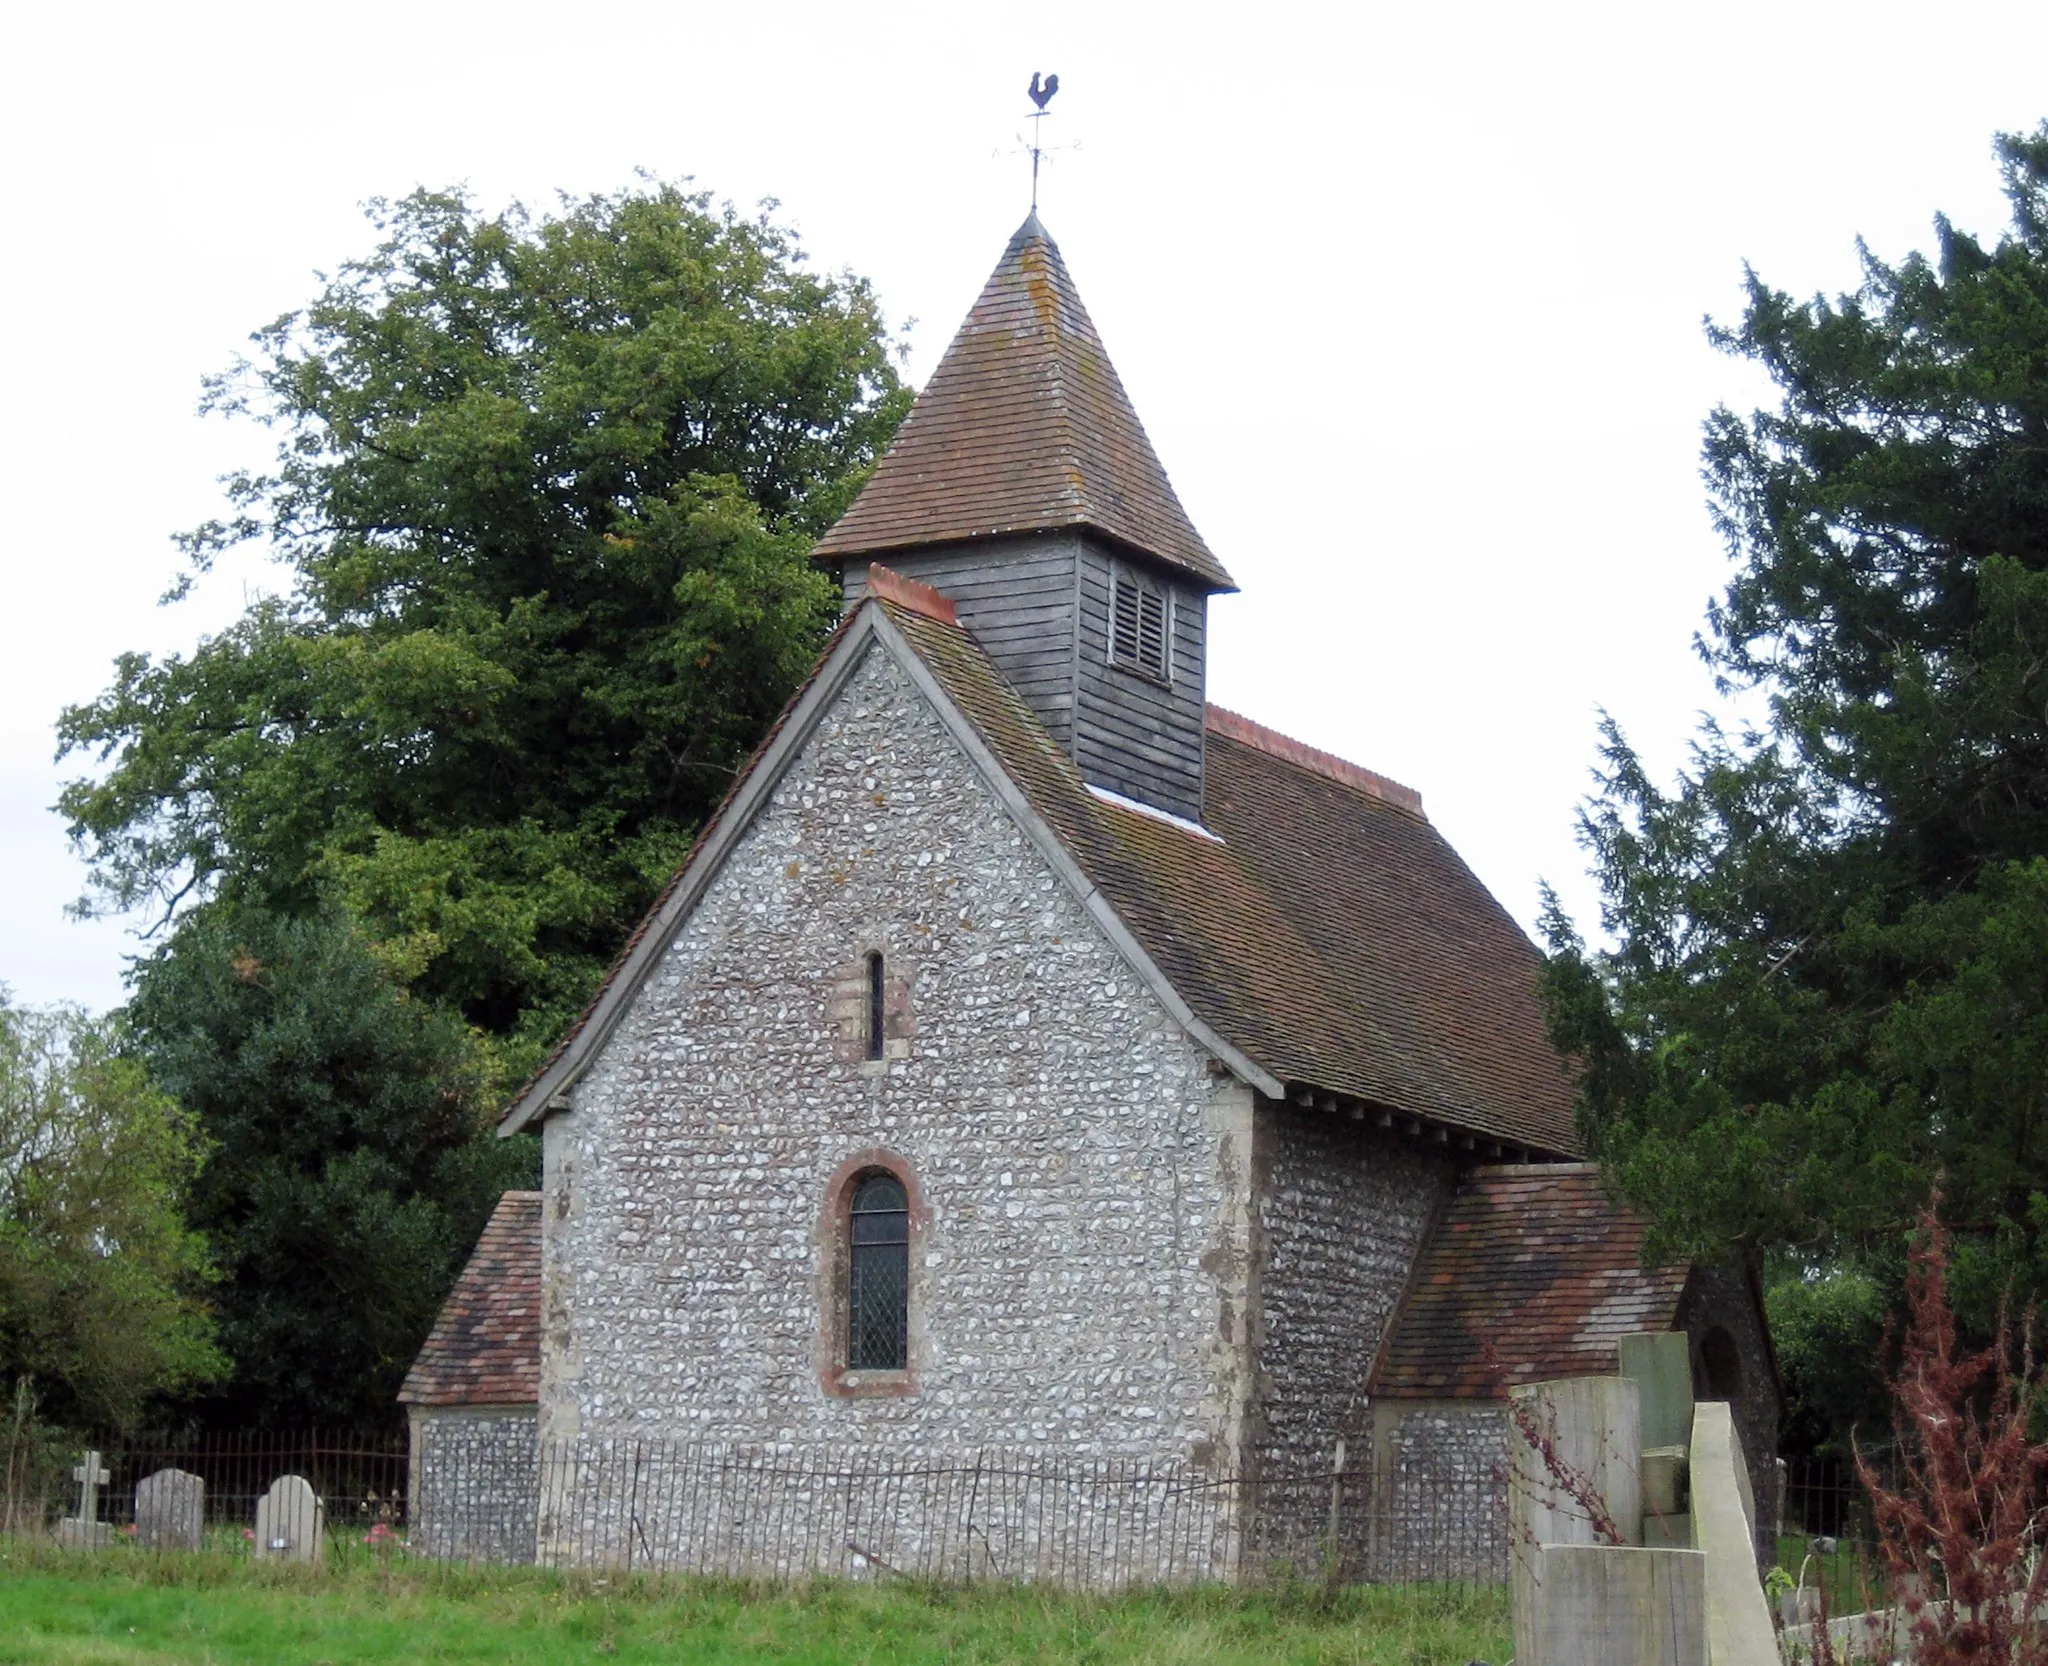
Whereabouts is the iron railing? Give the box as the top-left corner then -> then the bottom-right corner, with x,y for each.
6,1428 -> 1507,1586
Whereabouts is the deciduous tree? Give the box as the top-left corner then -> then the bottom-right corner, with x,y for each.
60,181 -> 907,1080
0,996 -> 223,1428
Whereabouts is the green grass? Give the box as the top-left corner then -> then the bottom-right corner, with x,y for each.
1776,1531 -> 1887,1615
0,1540 -> 1510,1665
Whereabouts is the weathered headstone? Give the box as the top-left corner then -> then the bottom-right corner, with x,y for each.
253,1474 -> 324,1563
1529,1544 -> 1708,1666
55,1450 -> 111,1549
134,1467 -> 206,1552
1508,1377 -> 1645,1666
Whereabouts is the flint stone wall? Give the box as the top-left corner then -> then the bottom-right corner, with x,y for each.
1674,1267 -> 1784,1562
541,644 -> 1256,1526
408,1406 -> 539,1564
1248,1105 -> 1456,1571
1372,1402 -> 1510,1581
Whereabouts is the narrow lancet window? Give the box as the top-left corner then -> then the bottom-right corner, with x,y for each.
865,951 -> 886,1061
848,1171 -> 909,1370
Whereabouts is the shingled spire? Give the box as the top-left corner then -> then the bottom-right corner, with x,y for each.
815,215 -> 1234,591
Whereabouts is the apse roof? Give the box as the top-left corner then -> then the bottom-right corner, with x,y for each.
398,1191 -> 543,1407
812,215 -> 1235,590
1371,1165 -> 1690,1400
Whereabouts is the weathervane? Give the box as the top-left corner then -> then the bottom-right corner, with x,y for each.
1025,71 -> 1060,213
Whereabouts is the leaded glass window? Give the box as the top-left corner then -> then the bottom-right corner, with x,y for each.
848,1171 -> 909,1370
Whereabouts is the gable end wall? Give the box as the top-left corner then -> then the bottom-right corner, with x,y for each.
539,641 -> 1256,1470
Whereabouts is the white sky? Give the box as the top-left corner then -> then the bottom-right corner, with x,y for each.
3,0 -> 2044,1013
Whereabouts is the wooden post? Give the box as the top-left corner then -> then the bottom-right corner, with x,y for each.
1530,1544 -> 1707,1665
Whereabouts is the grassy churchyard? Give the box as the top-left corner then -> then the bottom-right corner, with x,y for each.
0,1540 -> 1509,1665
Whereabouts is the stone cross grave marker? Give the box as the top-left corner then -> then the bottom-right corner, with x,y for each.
134,1467 -> 206,1552
254,1474 -> 324,1563
55,1450 -> 111,1550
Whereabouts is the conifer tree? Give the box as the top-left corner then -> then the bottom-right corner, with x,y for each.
1545,126 -> 2048,1308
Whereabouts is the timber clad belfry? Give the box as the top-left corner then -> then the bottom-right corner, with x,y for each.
405,214 -> 1779,1579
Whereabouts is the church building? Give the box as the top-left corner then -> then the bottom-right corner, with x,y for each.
400,214 -> 1778,1577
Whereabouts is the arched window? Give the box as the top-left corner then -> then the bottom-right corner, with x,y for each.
1699,1326 -> 1744,1400
848,1170 -> 909,1370
865,952 -> 886,1062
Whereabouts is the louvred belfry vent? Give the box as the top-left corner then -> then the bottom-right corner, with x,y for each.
1112,571 -> 1169,680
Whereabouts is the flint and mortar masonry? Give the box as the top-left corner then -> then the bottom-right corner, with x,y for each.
541,642 -> 1253,1466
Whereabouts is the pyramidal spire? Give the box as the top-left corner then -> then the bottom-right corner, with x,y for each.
814,217 -> 1234,591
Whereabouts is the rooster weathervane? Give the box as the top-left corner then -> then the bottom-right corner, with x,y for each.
1025,71 -> 1060,213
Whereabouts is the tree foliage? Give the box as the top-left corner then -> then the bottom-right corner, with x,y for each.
51,181 -> 905,1428
126,908 -> 534,1429
59,182 -> 907,1076
0,996 -> 224,1429
1545,126 -> 2048,1304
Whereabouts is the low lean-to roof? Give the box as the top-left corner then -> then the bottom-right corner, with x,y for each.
499,580 -> 1579,1156
1371,1164 -> 1690,1400
811,214 -> 1235,592
398,1191 -> 542,1407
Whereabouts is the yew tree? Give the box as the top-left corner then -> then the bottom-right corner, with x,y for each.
1544,127 -> 2048,1307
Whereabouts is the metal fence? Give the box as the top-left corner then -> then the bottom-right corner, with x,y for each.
8,1428 -> 1508,1586
408,1435 -> 1506,1585
5,1430 -> 407,1551
1779,1453 -> 1911,1548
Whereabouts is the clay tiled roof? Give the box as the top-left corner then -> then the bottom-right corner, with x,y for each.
500,583 -> 1578,1155
813,215 -> 1235,591
881,602 -> 1580,1155
1370,1165 -> 1690,1399
398,1191 -> 542,1407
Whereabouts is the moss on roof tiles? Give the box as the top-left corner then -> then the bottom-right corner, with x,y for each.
882,602 -> 1578,1155
814,217 -> 1235,591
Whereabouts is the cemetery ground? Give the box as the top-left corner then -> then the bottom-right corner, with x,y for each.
0,1540 -> 1510,1666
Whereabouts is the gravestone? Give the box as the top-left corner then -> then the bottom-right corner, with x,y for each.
253,1474 -> 324,1563
1529,1544 -> 1707,1666
135,1467 -> 206,1552
54,1450 -> 111,1549
1509,1378 -> 1645,1666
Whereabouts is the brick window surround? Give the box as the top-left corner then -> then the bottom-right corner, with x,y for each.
815,1148 -> 929,1399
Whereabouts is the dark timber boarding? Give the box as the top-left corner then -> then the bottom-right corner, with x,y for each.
844,536 -> 1209,824
1076,543 -> 1207,823
843,539 -> 1081,750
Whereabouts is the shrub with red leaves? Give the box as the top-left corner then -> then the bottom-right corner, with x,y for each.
1855,1203 -> 2048,1664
